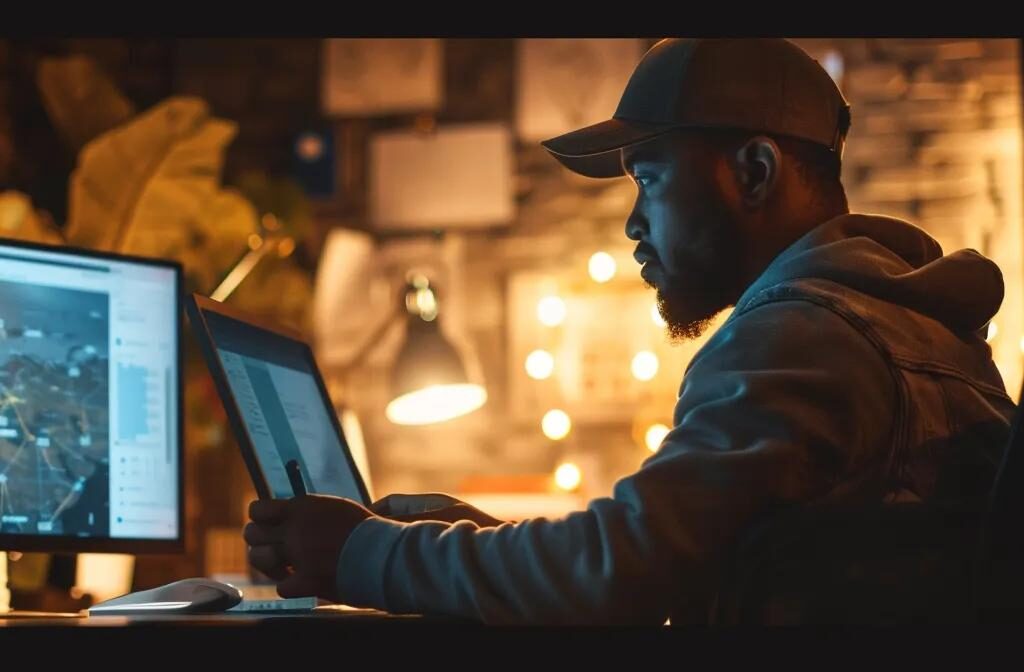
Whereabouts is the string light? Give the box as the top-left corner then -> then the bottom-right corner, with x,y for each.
542,409 -> 571,440
277,237 -> 296,258
537,296 -> 566,327
631,351 -> 659,381
645,424 -> 670,452
525,350 -> 555,380
554,462 -> 582,492
588,251 -> 617,283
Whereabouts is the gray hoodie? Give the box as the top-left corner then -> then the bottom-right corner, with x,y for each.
336,214 -> 1016,624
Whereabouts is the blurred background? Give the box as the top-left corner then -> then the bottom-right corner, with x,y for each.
0,38 -> 1020,605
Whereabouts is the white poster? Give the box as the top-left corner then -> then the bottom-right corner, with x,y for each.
369,122 -> 513,230
321,39 -> 443,116
516,39 -> 644,142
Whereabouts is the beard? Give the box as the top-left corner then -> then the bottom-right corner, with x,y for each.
648,216 -> 745,342
651,273 -> 731,341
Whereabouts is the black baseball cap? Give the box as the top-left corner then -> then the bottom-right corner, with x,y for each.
541,38 -> 852,179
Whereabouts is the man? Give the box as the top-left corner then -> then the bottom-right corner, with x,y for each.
244,38 -> 1015,624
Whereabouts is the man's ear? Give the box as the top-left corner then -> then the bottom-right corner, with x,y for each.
734,135 -> 781,208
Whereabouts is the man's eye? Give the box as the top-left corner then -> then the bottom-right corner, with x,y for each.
634,175 -> 652,188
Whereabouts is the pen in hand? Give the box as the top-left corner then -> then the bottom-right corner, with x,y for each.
285,459 -> 307,497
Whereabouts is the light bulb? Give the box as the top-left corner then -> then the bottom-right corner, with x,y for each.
588,251 -> 617,283
645,424 -> 670,452
525,349 -> 555,380
554,462 -> 582,492
541,409 -> 571,440
537,296 -> 566,327
631,351 -> 659,381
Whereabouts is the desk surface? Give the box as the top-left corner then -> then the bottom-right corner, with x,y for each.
1,611 -> 987,663
0,609 -> 434,627
0,610 -> 505,665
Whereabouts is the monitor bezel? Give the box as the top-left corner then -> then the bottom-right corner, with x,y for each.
0,237 -> 185,554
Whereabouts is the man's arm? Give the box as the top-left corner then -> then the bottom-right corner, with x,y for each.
337,301 -> 897,624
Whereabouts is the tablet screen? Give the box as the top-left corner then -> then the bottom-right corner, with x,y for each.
200,310 -> 367,504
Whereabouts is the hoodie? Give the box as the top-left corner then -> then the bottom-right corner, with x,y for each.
335,214 -> 1016,624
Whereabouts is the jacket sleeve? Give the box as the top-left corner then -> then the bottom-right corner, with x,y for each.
335,300 -> 897,624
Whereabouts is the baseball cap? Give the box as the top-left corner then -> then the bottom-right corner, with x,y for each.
541,38 -> 852,179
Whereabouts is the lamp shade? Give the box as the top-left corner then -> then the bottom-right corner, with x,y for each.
385,313 -> 486,425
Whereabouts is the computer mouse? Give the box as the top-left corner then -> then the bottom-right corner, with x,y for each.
88,577 -> 243,616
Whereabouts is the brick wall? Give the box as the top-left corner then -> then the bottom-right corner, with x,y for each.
793,38 -> 1023,397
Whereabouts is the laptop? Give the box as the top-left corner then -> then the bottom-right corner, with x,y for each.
184,293 -> 375,614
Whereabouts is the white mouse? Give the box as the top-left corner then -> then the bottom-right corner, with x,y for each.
88,578 -> 243,616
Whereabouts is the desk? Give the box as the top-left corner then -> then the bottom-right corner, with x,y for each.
0,611 -> 424,626
1,609 -> 480,661
0,612 -> 994,663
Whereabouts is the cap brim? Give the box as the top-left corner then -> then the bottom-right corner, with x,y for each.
541,118 -> 677,179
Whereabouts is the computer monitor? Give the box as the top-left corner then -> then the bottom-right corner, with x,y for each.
0,238 -> 182,554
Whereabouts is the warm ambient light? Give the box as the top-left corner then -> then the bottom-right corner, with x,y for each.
525,349 -> 555,380
385,384 -> 487,426
645,424 -> 670,453
554,462 -> 582,492
277,237 -> 296,258
987,322 -> 999,342
542,409 -> 572,440
631,351 -> 659,381
588,251 -> 617,283
414,287 -> 438,321
537,296 -> 566,327
651,303 -> 667,328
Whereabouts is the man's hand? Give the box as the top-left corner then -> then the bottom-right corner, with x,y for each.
244,494 -> 373,601
371,493 -> 506,527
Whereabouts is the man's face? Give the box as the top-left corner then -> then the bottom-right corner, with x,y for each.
622,133 -> 745,341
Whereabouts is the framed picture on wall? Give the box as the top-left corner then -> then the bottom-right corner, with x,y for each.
321,39 -> 443,117
368,122 -> 514,230
515,39 -> 644,143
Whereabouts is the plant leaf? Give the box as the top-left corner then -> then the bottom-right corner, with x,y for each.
183,188 -> 260,294
36,55 -> 136,152
0,191 -> 64,245
66,96 -> 237,254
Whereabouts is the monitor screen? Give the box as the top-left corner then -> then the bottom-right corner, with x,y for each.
0,240 -> 181,552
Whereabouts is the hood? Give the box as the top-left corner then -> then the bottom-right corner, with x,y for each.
739,213 -> 1004,334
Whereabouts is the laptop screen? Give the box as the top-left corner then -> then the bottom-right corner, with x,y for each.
200,310 -> 367,504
